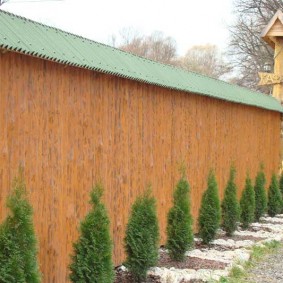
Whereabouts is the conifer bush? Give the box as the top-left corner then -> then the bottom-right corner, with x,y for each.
279,171 -> 283,197
198,170 -> 221,244
240,174 -> 255,229
124,189 -> 159,282
267,173 -> 283,217
279,171 -> 283,212
254,165 -> 267,221
69,184 -> 114,283
166,173 -> 193,261
0,169 -> 41,283
222,166 -> 240,236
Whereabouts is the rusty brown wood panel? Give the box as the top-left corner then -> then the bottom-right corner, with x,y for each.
0,52 -> 281,282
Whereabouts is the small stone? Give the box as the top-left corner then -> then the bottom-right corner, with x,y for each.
117,265 -> 127,272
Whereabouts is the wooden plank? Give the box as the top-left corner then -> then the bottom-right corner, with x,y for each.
0,51 -> 281,282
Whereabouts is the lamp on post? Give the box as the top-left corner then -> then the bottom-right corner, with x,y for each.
263,62 -> 272,73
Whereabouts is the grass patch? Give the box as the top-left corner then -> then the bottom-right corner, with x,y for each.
248,240 -> 280,266
217,240 -> 281,283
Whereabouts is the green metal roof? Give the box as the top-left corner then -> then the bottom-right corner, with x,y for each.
0,10 -> 282,113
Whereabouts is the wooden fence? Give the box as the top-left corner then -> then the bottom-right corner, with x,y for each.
0,51 -> 281,282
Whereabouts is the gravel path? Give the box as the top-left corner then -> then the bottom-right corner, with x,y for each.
244,246 -> 283,283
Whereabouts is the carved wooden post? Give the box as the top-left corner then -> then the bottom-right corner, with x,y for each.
260,10 -> 283,171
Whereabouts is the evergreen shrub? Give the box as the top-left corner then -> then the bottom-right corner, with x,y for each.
0,169 -> 41,283
198,170 -> 221,244
166,173 -> 193,261
267,173 -> 283,217
254,165 -> 267,221
279,172 -> 283,212
279,171 -> 283,197
240,174 -> 255,229
69,184 -> 114,283
124,189 -> 159,282
222,166 -> 240,236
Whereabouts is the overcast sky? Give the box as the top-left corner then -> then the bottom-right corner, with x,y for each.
1,0 -> 235,56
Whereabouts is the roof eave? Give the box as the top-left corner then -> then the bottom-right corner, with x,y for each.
261,9 -> 283,49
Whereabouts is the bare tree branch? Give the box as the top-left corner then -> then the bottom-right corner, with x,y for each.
111,28 -> 177,65
177,44 -> 232,80
228,0 -> 283,92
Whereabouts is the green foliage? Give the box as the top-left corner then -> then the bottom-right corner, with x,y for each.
166,174 -> 194,261
279,172 -> 283,212
267,173 -> 283,217
280,171 -> 283,196
222,166 -> 240,236
240,174 -> 255,229
69,184 -> 114,283
254,165 -> 267,221
124,189 -> 159,282
198,170 -> 221,244
0,169 -> 41,283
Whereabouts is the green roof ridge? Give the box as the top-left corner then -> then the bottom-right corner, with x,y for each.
0,9 -> 282,113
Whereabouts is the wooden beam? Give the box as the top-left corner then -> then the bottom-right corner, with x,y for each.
273,38 -> 283,101
261,10 -> 283,49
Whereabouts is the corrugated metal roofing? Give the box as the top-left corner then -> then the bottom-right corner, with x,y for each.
0,10 -> 282,113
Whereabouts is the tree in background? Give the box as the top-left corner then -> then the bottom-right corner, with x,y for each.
111,29 -> 232,80
254,165 -> 267,221
267,173 -> 283,217
240,174 -> 255,229
0,168 -> 41,283
198,170 -> 221,244
69,184 -> 114,283
178,44 -> 232,80
221,166 -> 240,236
228,0 -> 283,92
166,171 -> 193,261
124,189 -> 159,282
111,28 -> 177,65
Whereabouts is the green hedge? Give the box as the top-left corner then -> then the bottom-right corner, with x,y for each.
198,170 -> 221,244
167,175 -> 193,261
69,184 -> 114,283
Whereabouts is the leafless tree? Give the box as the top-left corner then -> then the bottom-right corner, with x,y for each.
228,0 -> 283,92
110,28 -> 177,65
178,44 -> 232,80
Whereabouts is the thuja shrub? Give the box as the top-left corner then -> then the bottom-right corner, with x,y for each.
268,173 -> 283,217
69,184 -> 114,283
279,172 -> 283,212
240,174 -> 255,229
124,189 -> 159,282
254,165 -> 267,221
166,174 -> 193,261
198,170 -> 221,244
222,166 -> 240,236
0,169 -> 41,283
280,171 -> 283,196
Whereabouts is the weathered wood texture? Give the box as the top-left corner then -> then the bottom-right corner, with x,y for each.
0,52 -> 281,282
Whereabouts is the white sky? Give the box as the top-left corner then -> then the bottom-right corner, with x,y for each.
1,0 -> 234,56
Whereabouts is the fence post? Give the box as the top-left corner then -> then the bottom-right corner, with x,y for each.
261,10 -> 283,172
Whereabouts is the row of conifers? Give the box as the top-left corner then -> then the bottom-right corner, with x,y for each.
0,164 -> 281,283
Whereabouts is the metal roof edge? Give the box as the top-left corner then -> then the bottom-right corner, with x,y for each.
0,9 -> 283,113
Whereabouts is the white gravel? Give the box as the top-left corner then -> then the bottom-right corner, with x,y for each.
251,222 -> 283,233
148,216 -> 283,283
212,238 -> 255,248
261,216 -> 283,223
186,248 -> 250,264
148,267 -> 229,283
